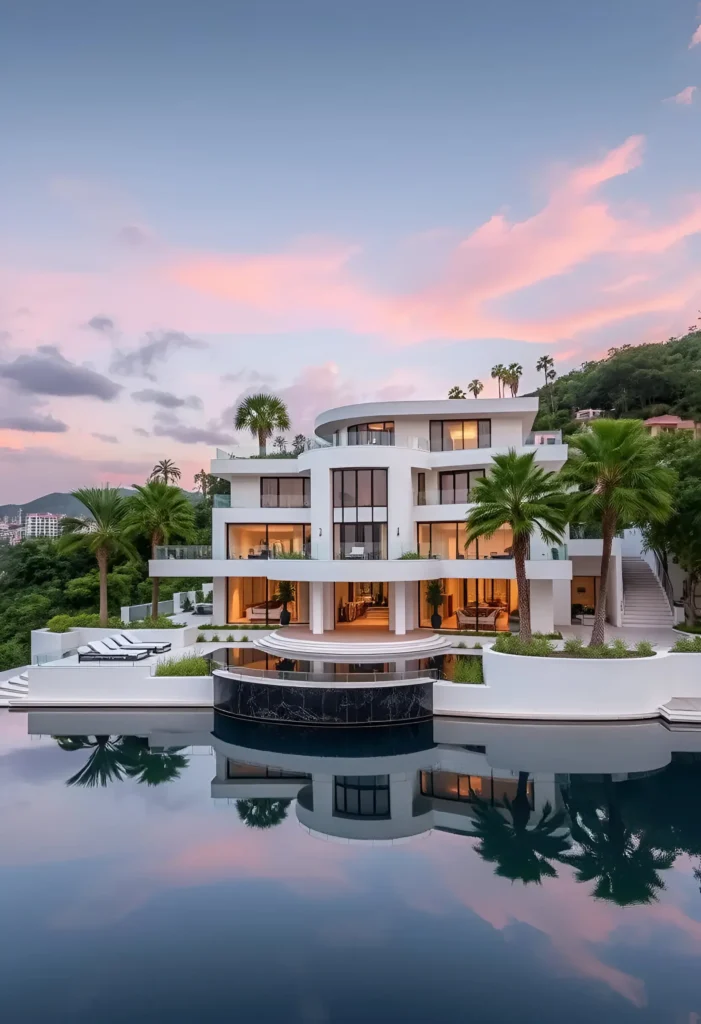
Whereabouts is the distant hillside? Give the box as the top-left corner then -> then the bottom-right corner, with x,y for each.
0,488 -> 199,520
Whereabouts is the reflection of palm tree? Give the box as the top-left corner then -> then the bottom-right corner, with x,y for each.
471,771 -> 571,884
236,798 -> 291,829
54,735 -> 189,788
563,779 -> 675,906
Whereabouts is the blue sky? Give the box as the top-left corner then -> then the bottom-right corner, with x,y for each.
1,0 -> 700,500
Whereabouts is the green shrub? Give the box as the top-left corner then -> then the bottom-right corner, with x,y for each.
473,642 -> 482,650
154,654 -> 211,677
130,615 -> 183,629
196,633 -> 205,642
634,640 -> 655,657
210,634 -> 220,642
398,551 -> 423,559
674,623 -> 701,634
451,656 -> 484,684
181,595 -> 194,612
456,641 -> 466,649
226,634 -> 234,642
609,638 -> 630,659
240,634 -> 249,642
671,635 -> 701,653
563,636 -> 585,656
47,612 -> 125,633
493,634 -> 555,657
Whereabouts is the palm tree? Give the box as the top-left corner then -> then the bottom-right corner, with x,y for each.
150,459 -> 181,485
234,393 -> 291,456
563,419 -> 674,646
60,487 -> 137,626
491,364 -> 506,399
506,362 -> 523,396
194,468 -> 210,498
471,774 -> 571,885
468,378 -> 484,399
54,736 -> 136,788
448,385 -> 467,399
466,450 -> 569,641
124,482 -> 196,619
236,797 -> 292,828
563,780 -> 675,905
535,354 -> 554,391
120,737 -> 189,785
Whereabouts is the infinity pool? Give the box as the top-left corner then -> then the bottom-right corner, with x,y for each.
1,709 -> 700,1023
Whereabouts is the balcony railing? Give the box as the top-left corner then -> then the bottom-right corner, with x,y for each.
213,493 -> 310,509
525,431 -> 563,445
305,434 -> 430,452
414,488 -> 479,506
154,545 -> 212,559
569,524 -> 623,540
334,542 -> 386,560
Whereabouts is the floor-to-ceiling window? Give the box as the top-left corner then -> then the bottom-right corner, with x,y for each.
226,577 -> 310,625
227,524 -> 311,559
420,771 -> 533,807
418,578 -> 516,631
335,582 -> 388,627
333,468 -> 388,559
438,470 -> 485,503
416,522 -> 512,559
260,477 -> 309,508
429,420 -> 491,451
347,422 -> 394,445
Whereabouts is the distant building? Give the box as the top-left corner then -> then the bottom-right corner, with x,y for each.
574,408 -> 605,422
24,513 -> 64,539
643,414 -> 701,439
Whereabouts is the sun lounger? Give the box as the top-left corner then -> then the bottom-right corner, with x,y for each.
112,634 -> 171,654
78,642 -> 148,662
120,630 -> 172,652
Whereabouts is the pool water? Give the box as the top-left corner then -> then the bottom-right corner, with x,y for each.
1,709 -> 700,1023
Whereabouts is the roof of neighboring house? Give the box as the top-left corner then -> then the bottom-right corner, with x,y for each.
644,415 -> 697,428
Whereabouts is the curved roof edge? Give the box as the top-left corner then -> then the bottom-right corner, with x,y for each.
314,398 -> 539,438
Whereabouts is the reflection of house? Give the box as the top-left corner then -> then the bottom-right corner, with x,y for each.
150,398 -> 573,634
643,414 -> 701,438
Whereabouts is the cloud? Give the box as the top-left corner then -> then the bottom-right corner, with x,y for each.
151,411 -> 235,446
0,446 -> 154,503
133,427 -> 150,437
132,388 -> 202,410
85,314 -> 115,333
91,432 -> 119,443
117,224 -> 152,247
690,24 -> 701,47
110,330 -> 207,379
222,368 -> 277,384
0,413 -> 68,433
0,345 -> 120,399
667,86 -> 697,105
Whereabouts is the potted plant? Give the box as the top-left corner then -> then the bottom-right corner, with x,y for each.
581,605 -> 596,625
426,579 -> 446,629
275,580 -> 296,626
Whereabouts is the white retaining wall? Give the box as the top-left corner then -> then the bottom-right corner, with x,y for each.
31,625 -> 199,663
26,665 -> 213,706
434,647 -> 701,720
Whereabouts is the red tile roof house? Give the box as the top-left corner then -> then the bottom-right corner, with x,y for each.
643,415 -> 701,438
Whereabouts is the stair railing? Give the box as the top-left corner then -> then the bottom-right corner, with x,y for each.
652,552 -> 675,613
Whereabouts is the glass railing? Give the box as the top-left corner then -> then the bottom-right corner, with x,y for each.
153,545 -> 212,559
212,662 -> 440,684
524,431 -> 563,445
414,489 -> 479,506
334,542 -> 387,560
213,494 -> 231,508
213,494 -> 310,509
305,435 -> 430,451
228,548 -> 312,560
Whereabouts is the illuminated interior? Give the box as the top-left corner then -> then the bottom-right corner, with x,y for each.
418,578 -> 516,631
226,577 -> 309,624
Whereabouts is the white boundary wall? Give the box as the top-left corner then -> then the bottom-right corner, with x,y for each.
26,666 -> 213,706
434,647 -> 701,720
31,625 -> 199,663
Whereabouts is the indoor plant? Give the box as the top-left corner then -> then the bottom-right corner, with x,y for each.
275,580 -> 296,626
426,579 -> 446,629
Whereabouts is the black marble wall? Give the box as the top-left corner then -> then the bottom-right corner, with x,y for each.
214,672 -> 433,726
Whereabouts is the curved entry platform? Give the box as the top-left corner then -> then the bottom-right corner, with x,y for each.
253,627 -> 454,661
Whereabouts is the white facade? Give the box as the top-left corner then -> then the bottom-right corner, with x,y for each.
24,513 -> 64,539
148,397 -> 602,634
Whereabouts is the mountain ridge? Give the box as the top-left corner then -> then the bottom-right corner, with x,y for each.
0,488 -> 199,519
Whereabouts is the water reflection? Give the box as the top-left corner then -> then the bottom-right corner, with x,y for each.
53,735 -> 189,788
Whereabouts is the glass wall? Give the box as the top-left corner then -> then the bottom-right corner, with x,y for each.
416,522 -> 512,559
420,771 -> 533,807
227,523 -> 311,559
334,776 -> 390,817
260,477 -> 309,508
335,582 -> 388,624
347,422 -> 394,446
333,468 -> 387,508
418,578 -> 516,631
334,523 -> 388,560
439,470 -> 485,503
226,577 -> 309,625
429,419 -> 491,451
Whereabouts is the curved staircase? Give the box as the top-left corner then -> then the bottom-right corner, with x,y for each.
622,557 -> 674,627
254,631 -> 454,660
0,671 -> 29,707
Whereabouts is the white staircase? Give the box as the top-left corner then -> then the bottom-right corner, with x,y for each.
622,557 -> 673,627
0,671 -> 29,707
254,631 -> 454,660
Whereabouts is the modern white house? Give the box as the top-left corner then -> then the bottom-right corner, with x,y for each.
150,397 -> 612,636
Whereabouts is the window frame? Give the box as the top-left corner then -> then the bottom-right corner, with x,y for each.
334,775 -> 391,818
332,468 -> 388,509
227,523 -> 312,559
429,419 -> 492,452
259,476 -> 309,509
438,469 -> 486,504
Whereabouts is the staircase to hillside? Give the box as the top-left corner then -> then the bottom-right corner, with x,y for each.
622,557 -> 674,627
0,670 -> 28,707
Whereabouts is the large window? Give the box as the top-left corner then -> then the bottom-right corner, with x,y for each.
227,761 -> 310,780
334,523 -> 387,560
226,577 -> 309,625
420,771 -> 533,807
416,522 -> 512,559
418,578 -> 516,631
429,419 -> 491,451
227,523 -> 311,559
333,469 -> 387,508
347,422 -> 394,446
260,477 -> 309,508
334,775 -> 390,817
439,470 -> 485,504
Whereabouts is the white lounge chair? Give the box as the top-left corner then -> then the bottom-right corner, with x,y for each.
346,546 -> 365,559
113,633 -> 171,654
79,641 -> 148,662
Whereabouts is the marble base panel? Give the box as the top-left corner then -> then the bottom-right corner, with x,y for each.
213,673 -> 433,726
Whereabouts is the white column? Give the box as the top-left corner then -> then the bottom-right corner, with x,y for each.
212,577 -> 227,623
393,581 -> 407,635
310,581 -> 325,635
529,579 -> 554,634
323,582 -> 335,630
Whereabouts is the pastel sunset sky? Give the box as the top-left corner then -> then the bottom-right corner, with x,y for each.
2,0 -> 701,501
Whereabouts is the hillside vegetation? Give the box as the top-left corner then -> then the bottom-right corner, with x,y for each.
533,332 -> 701,432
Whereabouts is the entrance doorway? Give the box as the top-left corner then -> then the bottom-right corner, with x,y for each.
335,582 -> 389,630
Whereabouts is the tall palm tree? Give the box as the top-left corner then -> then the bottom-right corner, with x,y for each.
466,450 -> 569,641
467,378 -> 484,398
54,736 -> 136,788
535,354 -> 554,391
60,487 -> 137,626
448,385 -> 467,399
193,468 -> 210,498
234,393 -> 291,456
563,780 -> 675,906
491,364 -> 506,399
124,482 -> 196,619
236,797 -> 292,828
471,775 -> 571,885
119,737 -> 189,785
563,419 -> 674,646
150,459 -> 181,485
506,362 -> 523,396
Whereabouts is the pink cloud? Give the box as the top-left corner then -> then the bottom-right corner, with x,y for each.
667,86 -> 697,105
690,25 -> 701,48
